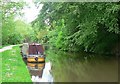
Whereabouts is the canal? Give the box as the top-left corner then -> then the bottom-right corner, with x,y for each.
23,48 -> 118,82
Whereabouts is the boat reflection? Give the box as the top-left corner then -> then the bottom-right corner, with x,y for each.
27,63 -> 45,77
27,62 -> 53,83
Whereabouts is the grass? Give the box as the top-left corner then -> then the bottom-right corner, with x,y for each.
1,46 -> 32,82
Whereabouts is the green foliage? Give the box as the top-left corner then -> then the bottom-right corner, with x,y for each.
2,1 -> 25,19
2,2 -> 36,45
2,18 -> 35,45
32,2 -> 120,54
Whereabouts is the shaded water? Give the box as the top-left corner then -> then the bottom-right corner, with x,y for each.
23,48 -> 118,82
45,49 -> 118,82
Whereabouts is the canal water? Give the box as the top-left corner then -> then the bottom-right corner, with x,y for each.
23,48 -> 118,82
23,59 -> 53,83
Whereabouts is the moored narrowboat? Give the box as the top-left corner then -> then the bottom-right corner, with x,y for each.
21,43 -> 46,63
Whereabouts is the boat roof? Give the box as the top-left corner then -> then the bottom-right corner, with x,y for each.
28,44 -> 44,55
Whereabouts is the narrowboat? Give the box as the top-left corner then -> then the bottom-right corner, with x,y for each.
21,43 -> 45,63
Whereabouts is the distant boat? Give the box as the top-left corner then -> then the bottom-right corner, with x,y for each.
20,43 -> 45,62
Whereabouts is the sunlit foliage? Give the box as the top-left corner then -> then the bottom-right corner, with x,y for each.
2,1 -> 35,45
32,2 -> 120,54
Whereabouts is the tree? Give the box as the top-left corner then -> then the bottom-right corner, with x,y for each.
32,2 -> 120,54
2,2 -> 34,45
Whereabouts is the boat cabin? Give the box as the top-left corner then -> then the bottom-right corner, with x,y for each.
21,43 -> 45,62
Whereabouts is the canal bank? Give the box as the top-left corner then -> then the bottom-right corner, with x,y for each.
2,46 -> 32,82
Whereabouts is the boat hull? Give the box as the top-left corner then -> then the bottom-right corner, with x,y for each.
27,57 -> 45,63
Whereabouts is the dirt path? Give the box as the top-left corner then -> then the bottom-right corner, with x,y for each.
0,45 -> 16,52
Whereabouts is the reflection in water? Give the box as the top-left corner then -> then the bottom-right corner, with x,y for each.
40,62 -> 53,82
46,49 -> 118,82
24,59 -> 53,83
27,63 -> 44,78
27,62 -> 53,82
23,48 -> 118,82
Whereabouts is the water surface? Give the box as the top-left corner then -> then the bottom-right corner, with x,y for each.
46,49 -> 118,82
24,49 -> 118,82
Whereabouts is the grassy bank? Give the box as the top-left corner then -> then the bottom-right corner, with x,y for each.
2,46 -> 32,82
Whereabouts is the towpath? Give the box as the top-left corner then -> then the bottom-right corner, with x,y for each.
0,45 -> 16,52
